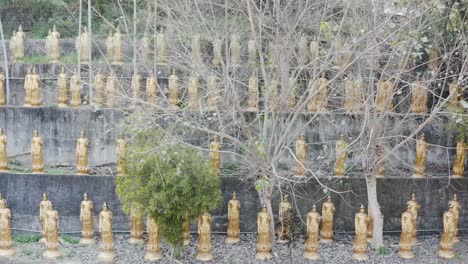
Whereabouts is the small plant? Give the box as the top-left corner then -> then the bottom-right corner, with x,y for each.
21,249 -> 41,258
13,234 -> 41,244
223,162 -> 239,172
378,246 -> 389,256
65,250 -> 77,257
60,235 -> 80,244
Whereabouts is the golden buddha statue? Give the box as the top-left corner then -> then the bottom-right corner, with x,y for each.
184,213 -> 190,246
23,68 -> 32,106
98,202 -> 115,262
413,134 -> 427,178
168,69 -> 180,110
407,193 -> 420,244
196,211 -> 213,262
247,70 -> 259,111
334,134 -> 347,177
344,78 -> 363,113
256,204 -> 272,260
112,28 -> 123,65
145,216 -> 162,261
0,199 -> 14,257
288,77 -> 297,110
106,31 -> 114,63
427,48 -> 439,73
106,72 -> 118,108
449,194 -> 461,243
93,69 -> 105,107
131,73 -> 142,103
226,192 -> 241,244
156,30 -> 167,64
268,41 -> 276,66
9,31 -> 17,62
212,39 -> 222,67
268,79 -> 280,112
140,32 -> 151,64
447,82 -> 462,112
376,79 -> 394,112
47,25 -> 61,63
307,72 -> 328,112
398,206 -> 415,259
411,78 -> 428,114
304,204 -> 321,260
437,205 -> 456,259
366,208 -> 373,243
0,129 -> 7,172
70,69 -> 81,107
0,71 -> 5,106
230,33 -> 241,65
30,68 -> 41,106
206,75 -> 219,111
57,67 -> 68,107
129,205 -> 144,244
43,202 -> 61,259
80,193 -> 94,244
76,26 -> 90,63
210,136 -> 222,176
188,75 -> 200,110
146,74 -> 158,105
10,26 -> 25,63
298,36 -> 309,66
191,34 -> 202,64
31,130 -> 44,174
39,193 -> 52,243
309,40 -> 319,61
248,39 -> 257,64
295,134 -> 307,177
76,131 -> 89,175
452,139 -> 466,178
116,133 -> 127,176
377,165 -> 385,178
352,205 -> 369,261
320,195 -> 335,242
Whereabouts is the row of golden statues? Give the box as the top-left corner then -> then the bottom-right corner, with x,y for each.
0,129 -> 465,179
0,192 -> 462,261
0,67 -> 462,114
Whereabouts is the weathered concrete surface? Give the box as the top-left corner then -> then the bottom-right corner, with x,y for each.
0,173 -> 466,234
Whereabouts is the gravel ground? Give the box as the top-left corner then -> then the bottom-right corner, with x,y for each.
1,233 -> 467,264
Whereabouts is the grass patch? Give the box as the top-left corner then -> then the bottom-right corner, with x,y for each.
60,235 -> 80,244
13,234 -> 41,244
61,53 -> 78,64
23,55 -> 49,64
21,249 -> 42,258
65,250 -> 77,257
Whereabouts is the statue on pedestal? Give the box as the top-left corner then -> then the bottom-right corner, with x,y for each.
307,72 -> 328,112
145,216 -> 162,261
23,68 -> 32,106
248,39 -> 257,64
57,67 -> 68,107
376,79 -> 394,111
70,69 -> 81,107
320,195 -> 335,242
407,193 -> 420,244
352,205 -> 369,261
226,192 -> 240,244
188,75 -> 200,110
298,36 -> 309,66
398,206 -> 415,259
0,199 -> 14,257
0,128 -> 8,172
93,69 -> 105,107
294,134 -> 307,177
309,40 -> 319,61
452,139 -> 466,178
192,34 -> 202,65
268,41 -> 276,66
288,77 -> 297,110
449,194 -> 461,243
411,78 -> 428,114
106,73 -> 118,108
30,68 -> 41,106
304,204 -> 320,260
76,131 -> 89,175
268,79 -> 280,112
76,26 -> 90,63
183,213 -> 190,246
256,204 -> 272,260
447,82 -> 462,112
146,74 -> 158,105
80,193 -> 94,244
43,202 -> 61,259
196,211 -> 213,262
129,205 -> 144,244
98,203 -> 115,262
140,32 -> 151,64
156,30 -> 167,65
116,133 -> 127,176
206,75 -> 219,111
344,78 -> 363,113
0,71 -> 5,106
230,33 -> 241,65
112,28 -> 123,65
210,136 -> 221,176
106,31 -> 114,63
39,193 -> 52,243
437,205 -> 456,259
168,69 -> 179,110
212,39 -> 222,67
131,73 -> 142,104
334,134 -> 347,177
366,208 -> 373,242
31,130 -> 44,174
47,26 -> 60,63
247,70 -> 258,111
412,134 -> 427,178
10,26 -> 25,62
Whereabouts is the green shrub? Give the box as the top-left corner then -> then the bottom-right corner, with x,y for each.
60,235 -> 79,244
378,246 -> 389,256
13,234 -> 41,243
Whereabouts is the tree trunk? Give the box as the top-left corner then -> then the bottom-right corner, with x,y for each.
366,175 -> 384,248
